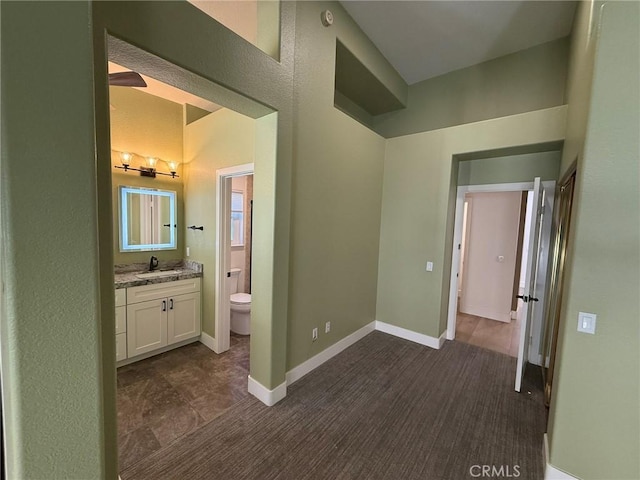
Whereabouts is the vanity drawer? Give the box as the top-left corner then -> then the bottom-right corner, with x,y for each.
115,288 -> 126,307
115,306 -> 126,334
115,333 -> 127,362
127,278 -> 201,304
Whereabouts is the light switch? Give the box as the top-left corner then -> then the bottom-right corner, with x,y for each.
426,261 -> 434,272
577,312 -> 597,334
186,246 -> 190,257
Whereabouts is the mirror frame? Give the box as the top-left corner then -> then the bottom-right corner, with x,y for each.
119,185 -> 177,252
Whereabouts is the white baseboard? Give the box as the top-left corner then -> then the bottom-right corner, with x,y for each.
249,320 -> 448,407
286,321 -> 376,386
199,331 -> 220,353
247,375 -> 287,406
375,320 -> 446,349
544,434 -> 579,480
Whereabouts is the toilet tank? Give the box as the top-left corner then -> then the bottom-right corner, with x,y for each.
229,268 -> 241,294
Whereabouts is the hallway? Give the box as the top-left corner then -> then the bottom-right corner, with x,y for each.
455,312 -> 521,357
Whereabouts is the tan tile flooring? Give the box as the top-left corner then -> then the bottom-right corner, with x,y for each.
455,311 -> 521,357
117,334 -> 249,470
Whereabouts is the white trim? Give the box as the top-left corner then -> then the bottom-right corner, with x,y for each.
247,375 -> 287,406
446,181 -> 555,356
460,181 -> 535,193
544,434 -> 580,480
214,163 -> 254,354
199,331 -> 220,354
286,321 -> 376,385
375,321 -> 446,350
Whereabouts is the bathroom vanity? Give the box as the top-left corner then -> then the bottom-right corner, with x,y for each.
114,265 -> 203,365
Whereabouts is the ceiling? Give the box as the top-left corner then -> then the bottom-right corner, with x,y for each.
108,62 -> 222,114
340,1 -> 577,85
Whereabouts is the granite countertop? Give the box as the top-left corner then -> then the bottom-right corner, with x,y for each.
114,260 -> 203,289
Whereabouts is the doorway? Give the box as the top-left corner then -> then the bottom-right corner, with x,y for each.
215,165 -> 255,354
455,190 -> 528,358
447,180 -> 556,391
104,35 -> 280,472
541,170 -> 576,406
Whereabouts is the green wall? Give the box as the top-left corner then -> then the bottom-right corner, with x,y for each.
557,1 -> 602,176
458,151 -> 561,186
286,1 -> 387,370
183,108 -> 256,337
547,2 -> 640,478
376,106 -> 567,339
3,1 -> 636,479
374,37 -> 570,139
1,2 -> 115,478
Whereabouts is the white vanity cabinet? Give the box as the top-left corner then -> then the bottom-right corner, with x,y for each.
125,278 -> 201,359
115,288 -> 127,362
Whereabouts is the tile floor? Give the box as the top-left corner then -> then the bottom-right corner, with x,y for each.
117,334 -> 249,470
455,311 -> 521,357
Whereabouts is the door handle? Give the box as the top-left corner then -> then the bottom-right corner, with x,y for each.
169,298 -> 174,310
162,300 -> 167,312
517,295 -> 539,303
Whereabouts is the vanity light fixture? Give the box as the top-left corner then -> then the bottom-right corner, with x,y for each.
114,151 -> 180,178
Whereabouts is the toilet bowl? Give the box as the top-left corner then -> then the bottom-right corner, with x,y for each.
230,293 -> 251,335
229,268 -> 251,335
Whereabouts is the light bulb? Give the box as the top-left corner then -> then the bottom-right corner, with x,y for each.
146,157 -> 157,169
120,152 -> 132,166
167,160 -> 179,173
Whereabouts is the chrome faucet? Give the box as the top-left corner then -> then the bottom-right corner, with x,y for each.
149,255 -> 159,271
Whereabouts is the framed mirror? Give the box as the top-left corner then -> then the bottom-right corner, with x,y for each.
119,186 -> 177,252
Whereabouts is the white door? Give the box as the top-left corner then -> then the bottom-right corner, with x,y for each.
515,177 -> 544,392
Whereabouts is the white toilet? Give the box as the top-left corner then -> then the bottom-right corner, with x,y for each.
229,268 -> 251,335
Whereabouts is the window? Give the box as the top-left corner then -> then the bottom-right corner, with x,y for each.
231,190 -> 244,246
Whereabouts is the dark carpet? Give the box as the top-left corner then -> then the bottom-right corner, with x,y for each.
121,331 -> 546,480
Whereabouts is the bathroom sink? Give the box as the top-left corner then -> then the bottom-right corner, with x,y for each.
135,270 -> 181,279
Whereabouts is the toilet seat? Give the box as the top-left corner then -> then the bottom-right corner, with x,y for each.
230,293 -> 251,305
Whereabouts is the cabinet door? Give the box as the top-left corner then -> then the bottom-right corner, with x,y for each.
115,333 -> 127,362
127,299 -> 167,358
167,292 -> 201,345
115,306 -> 127,335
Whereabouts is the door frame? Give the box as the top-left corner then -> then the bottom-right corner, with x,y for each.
214,163 -> 255,353
446,181 -> 555,364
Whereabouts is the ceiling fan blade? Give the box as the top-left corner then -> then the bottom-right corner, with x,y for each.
108,71 -> 147,87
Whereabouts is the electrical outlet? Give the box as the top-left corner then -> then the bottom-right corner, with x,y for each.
426,261 -> 434,272
312,327 -> 318,341
325,321 -> 331,333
